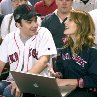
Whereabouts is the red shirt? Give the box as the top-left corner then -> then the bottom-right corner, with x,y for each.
34,0 -> 57,16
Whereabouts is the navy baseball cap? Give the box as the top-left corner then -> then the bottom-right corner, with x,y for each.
13,4 -> 40,22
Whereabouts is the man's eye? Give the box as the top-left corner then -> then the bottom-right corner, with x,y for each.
34,19 -> 37,22
27,21 -> 32,23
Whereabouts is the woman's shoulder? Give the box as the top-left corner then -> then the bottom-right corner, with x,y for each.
83,47 -> 97,57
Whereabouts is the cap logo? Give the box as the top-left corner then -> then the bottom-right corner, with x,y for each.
26,6 -> 32,11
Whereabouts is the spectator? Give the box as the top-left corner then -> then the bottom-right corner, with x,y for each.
0,4 -> 57,97
41,0 -> 73,48
0,0 -> 12,15
73,0 -> 97,12
0,0 -> 31,15
29,0 -> 41,6
89,9 -> 97,44
51,10 -> 97,97
34,0 -> 57,19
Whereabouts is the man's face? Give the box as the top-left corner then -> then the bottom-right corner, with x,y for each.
11,0 -> 28,9
56,0 -> 73,14
17,16 -> 39,38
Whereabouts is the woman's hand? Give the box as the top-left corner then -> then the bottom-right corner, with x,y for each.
48,67 -> 63,78
56,78 -> 67,87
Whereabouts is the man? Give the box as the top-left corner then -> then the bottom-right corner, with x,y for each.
0,0 -> 36,39
0,0 -> 31,15
73,0 -> 97,12
89,9 -> 97,44
34,0 -> 57,19
41,0 -> 73,48
0,4 -> 57,97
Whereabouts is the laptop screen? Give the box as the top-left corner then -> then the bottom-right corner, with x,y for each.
11,71 -> 76,97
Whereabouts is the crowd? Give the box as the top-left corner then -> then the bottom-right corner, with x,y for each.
0,0 -> 97,97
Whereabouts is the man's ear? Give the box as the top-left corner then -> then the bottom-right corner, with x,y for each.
15,22 -> 21,28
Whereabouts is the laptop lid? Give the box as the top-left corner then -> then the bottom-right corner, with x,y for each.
11,71 -> 76,97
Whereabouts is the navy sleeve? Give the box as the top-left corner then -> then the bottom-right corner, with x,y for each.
54,49 -> 64,75
82,48 -> 97,88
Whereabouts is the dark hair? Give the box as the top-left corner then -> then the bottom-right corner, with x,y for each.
13,4 -> 40,23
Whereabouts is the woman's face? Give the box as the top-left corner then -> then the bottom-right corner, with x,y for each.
64,17 -> 77,37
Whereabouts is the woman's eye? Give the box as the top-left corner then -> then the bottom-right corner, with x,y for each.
68,18 -> 72,21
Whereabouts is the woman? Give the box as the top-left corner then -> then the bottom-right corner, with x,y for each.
53,10 -> 97,97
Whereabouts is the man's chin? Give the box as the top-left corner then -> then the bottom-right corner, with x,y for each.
29,33 -> 37,37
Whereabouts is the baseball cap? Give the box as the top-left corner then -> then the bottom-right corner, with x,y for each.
13,4 -> 40,22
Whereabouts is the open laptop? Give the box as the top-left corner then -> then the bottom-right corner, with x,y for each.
11,71 -> 76,97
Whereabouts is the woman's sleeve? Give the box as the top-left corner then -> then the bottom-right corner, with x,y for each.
79,49 -> 97,88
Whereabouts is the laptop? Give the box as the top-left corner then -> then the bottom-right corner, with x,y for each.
11,71 -> 76,97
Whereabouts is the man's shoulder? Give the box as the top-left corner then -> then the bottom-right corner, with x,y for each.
4,30 -> 19,40
42,13 -> 58,24
37,27 -> 53,40
4,32 -> 14,39
38,27 -> 50,32
44,13 -> 56,19
38,27 -> 51,35
88,9 -> 97,19
0,0 -> 11,7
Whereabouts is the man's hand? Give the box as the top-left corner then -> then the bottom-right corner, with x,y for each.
56,78 -> 78,87
7,81 -> 22,97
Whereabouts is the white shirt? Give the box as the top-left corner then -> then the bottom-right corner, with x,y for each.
88,9 -> 97,43
0,27 -> 57,79
73,0 -> 97,12
1,13 -> 18,39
